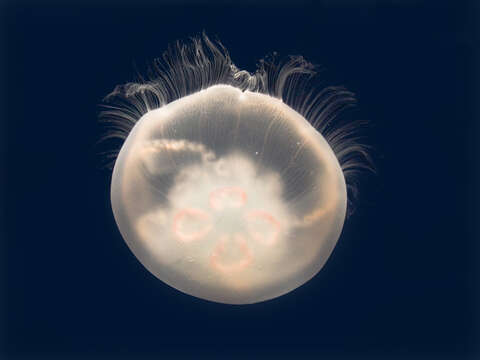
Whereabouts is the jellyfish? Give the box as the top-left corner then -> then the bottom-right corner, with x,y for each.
99,34 -> 371,304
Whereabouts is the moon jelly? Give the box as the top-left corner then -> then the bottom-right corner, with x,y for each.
100,34 -> 371,304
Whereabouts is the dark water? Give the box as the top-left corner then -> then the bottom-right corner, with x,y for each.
1,1 -> 477,359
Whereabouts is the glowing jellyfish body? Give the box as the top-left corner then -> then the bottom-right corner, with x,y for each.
103,35 -> 369,304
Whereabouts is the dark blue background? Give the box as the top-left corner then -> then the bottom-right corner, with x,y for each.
2,1 -> 478,359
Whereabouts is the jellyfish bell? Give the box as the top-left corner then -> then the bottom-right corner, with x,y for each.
111,86 -> 346,303
101,34 -> 370,304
